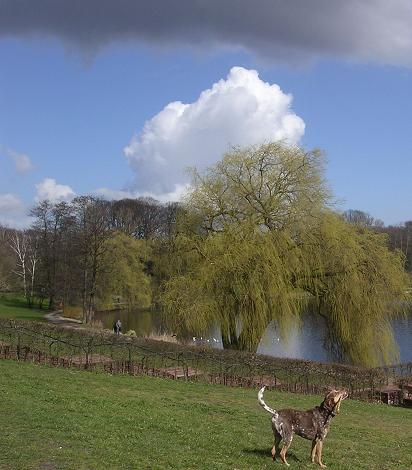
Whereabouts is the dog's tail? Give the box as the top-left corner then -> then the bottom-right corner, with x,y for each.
258,386 -> 278,417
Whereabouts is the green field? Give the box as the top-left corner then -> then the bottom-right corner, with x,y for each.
0,294 -> 46,321
0,361 -> 411,470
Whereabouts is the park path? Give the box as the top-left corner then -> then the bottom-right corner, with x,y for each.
43,310 -> 84,329
43,310 -> 118,336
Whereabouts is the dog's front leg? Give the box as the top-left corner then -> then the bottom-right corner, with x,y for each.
311,439 -> 318,463
315,440 -> 327,468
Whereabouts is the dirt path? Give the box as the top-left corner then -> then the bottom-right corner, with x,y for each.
43,310 -> 117,336
43,310 -> 84,329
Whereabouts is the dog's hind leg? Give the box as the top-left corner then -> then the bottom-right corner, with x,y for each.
271,430 -> 282,459
279,434 -> 293,467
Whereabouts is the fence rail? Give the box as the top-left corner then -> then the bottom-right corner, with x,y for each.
1,318 -> 411,404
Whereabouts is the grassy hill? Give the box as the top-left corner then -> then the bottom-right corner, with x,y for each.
0,293 -> 46,321
0,360 -> 411,470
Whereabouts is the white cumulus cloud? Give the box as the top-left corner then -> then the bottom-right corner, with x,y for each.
124,67 -> 305,199
6,148 -> 34,173
35,178 -> 76,203
0,193 -> 30,228
0,193 -> 24,214
94,183 -> 190,204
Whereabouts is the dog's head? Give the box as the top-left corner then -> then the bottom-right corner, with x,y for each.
322,389 -> 349,415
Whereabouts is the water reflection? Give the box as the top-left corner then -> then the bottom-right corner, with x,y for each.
94,309 -> 412,364
394,315 -> 412,363
94,309 -> 165,336
257,314 -> 331,362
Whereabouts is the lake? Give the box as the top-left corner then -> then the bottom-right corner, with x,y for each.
94,309 -> 412,364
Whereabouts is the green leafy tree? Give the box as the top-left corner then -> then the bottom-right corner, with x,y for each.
95,232 -> 152,311
161,142 -> 408,366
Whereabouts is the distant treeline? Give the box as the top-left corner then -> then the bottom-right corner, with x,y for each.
0,196 -> 181,320
342,208 -> 412,273
1,204 -> 410,311
0,142 -> 410,366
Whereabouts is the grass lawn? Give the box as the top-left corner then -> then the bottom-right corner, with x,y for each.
0,361 -> 411,470
0,293 -> 46,321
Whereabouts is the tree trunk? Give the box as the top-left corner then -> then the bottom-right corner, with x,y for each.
221,317 -> 240,349
221,317 -> 268,352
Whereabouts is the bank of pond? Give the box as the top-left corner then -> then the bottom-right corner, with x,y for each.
94,308 -> 412,364
2,314 -> 411,408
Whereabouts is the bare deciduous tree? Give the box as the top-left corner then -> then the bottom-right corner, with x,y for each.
26,230 -> 41,307
0,226 -> 15,291
8,230 -> 28,297
30,200 -> 74,310
72,196 -> 111,323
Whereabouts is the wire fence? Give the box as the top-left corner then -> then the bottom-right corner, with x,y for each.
1,318 -> 411,405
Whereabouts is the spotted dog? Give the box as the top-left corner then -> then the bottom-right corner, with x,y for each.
258,386 -> 348,467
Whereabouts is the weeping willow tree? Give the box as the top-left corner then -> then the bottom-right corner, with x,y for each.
161,142 -> 409,366
95,232 -> 152,311
297,213 -> 408,365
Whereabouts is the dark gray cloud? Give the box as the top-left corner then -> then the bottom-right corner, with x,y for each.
1,0 -> 412,65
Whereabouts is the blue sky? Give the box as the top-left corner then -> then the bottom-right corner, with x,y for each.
1,1 -> 412,227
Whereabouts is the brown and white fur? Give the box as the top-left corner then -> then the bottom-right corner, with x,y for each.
258,386 -> 348,468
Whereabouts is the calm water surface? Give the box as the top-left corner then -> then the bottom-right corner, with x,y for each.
94,309 -> 412,364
